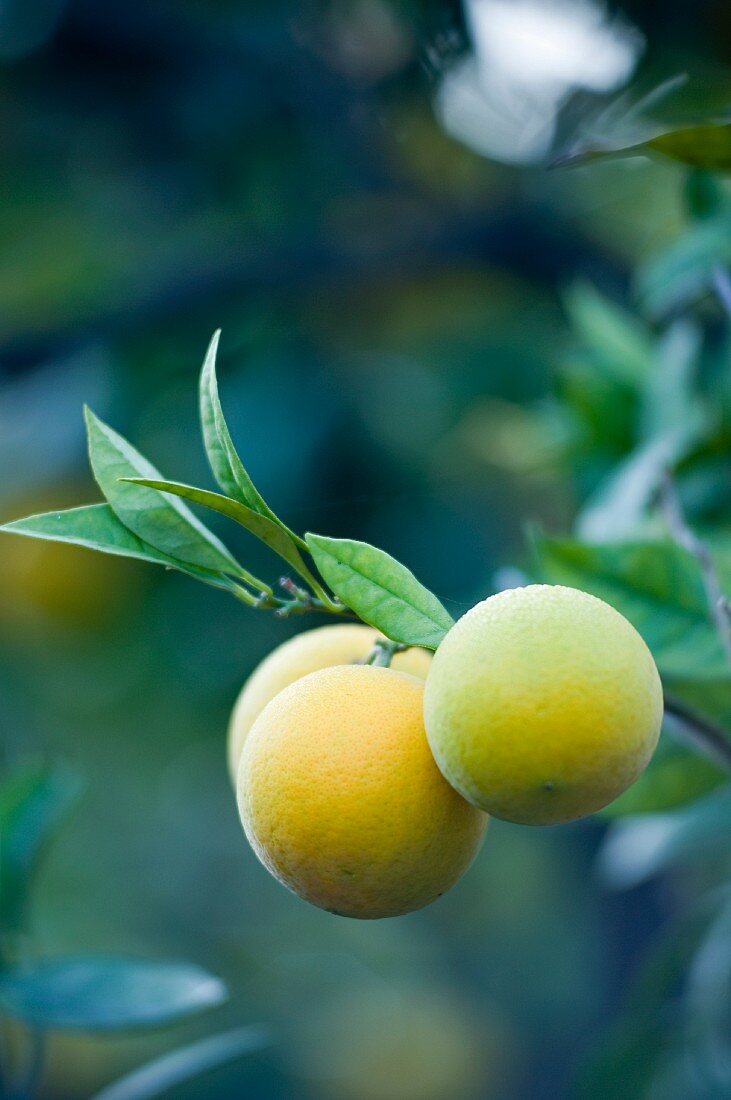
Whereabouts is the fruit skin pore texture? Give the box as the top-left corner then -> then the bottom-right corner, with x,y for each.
424,585 -> 664,826
227,623 -> 432,782
237,664 -> 487,919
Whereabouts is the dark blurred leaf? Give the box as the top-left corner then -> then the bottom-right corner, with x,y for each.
84,407 -> 243,578
122,479 -> 318,588
199,331 -> 304,548
599,784 -> 731,888
574,901 -> 715,1098
601,733 -> 724,817
0,765 -> 80,932
306,534 -> 453,648
89,1025 -> 270,1100
0,957 -> 226,1031
0,504 -> 245,596
635,214 -> 731,316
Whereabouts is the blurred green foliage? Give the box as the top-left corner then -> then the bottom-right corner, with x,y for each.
4,2 -> 731,1099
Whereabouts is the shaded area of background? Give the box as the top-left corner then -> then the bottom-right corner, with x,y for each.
1,1 -> 730,1097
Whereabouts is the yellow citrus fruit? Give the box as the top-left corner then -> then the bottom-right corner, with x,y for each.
227,623 -> 432,781
237,664 -> 487,918
424,585 -> 663,825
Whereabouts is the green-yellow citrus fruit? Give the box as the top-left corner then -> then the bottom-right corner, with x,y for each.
424,585 -> 663,825
237,664 -> 487,918
227,624 -> 432,781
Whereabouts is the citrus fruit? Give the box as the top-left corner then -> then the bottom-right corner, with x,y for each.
227,623 -> 431,781
424,584 -> 663,825
237,664 -> 487,918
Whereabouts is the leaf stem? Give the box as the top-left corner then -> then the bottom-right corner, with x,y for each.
659,470 -> 731,665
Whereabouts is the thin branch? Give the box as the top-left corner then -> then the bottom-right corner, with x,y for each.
362,639 -> 410,668
659,470 -> 731,666
664,694 -> 731,773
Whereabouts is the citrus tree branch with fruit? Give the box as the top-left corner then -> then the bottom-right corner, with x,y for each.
2,301 -> 728,921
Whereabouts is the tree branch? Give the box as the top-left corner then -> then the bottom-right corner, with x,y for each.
664,694 -> 731,773
659,470 -> 731,665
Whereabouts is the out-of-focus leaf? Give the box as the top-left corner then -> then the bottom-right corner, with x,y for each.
635,214 -> 731,317
122,479 -> 317,589
84,407 -> 243,578
598,784 -> 731,889
577,321 -> 705,541
0,765 -> 81,931
0,957 -> 226,1031
0,504 -> 246,596
563,282 -> 652,387
601,733 -> 724,817
89,1025 -> 270,1100
306,534 -> 453,649
199,331 -> 304,548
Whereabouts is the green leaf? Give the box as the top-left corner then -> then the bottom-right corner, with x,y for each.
600,733 -> 725,817
0,766 -> 81,932
84,407 -> 243,578
0,504 -> 244,596
306,534 -> 453,649
89,1026 -> 270,1100
563,282 -> 652,388
122,479 -> 318,589
599,783 -> 731,889
199,332 -> 304,548
0,957 -> 227,1031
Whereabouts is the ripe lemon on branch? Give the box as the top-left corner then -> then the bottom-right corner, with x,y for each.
424,585 -> 663,826
237,665 -> 487,919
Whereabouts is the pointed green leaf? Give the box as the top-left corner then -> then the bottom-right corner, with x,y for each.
199,332 -> 305,548
89,1026 -> 270,1100
306,534 -> 453,649
0,504 -> 243,596
85,407 -> 243,577
556,120 -> 731,172
0,956 -> 227,1031
0,765 -> 81,932
121,479 -> 318,589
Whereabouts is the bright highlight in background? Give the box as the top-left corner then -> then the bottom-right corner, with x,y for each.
437,0 -> 644,164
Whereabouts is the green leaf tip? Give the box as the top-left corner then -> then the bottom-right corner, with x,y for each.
306,533 -> 454,649
198,332 -> 307,552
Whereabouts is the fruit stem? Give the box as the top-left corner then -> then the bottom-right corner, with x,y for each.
363,639 -> 411,668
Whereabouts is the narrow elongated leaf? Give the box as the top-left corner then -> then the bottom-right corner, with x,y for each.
0,957 -> 226,1031
0,505 -> 243,595
199,332 -> 304,547
122,479 -> 316,586
85,407 -> 243,577
599,784 -> 731,888
557,120 -> 731,172
89,1026 -> 269,1100
563,282 -> 652,387
306,534 -> 453,648
0,766 -> 81,931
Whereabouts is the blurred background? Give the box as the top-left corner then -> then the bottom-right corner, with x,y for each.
2,1 -> 731,1097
